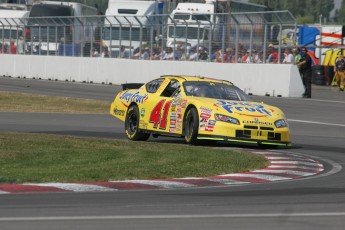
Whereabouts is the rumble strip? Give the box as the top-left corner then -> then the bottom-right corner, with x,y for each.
0,151 -> 324,194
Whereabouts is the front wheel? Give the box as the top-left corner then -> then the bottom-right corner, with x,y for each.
184,107 -> 199,144
125,105 -> 150,141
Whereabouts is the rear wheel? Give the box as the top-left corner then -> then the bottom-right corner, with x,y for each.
184,107 -> 199,144
125,105 -> 150,141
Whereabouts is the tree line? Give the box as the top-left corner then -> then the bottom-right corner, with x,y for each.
36,0 -> 345,25
249,0 -> 340,25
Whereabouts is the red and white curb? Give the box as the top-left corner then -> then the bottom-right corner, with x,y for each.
0,151 -> 324,194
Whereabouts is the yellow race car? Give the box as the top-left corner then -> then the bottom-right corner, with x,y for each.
110,75 -> 291,147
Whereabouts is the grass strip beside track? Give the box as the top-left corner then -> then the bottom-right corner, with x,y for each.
0,90 -> 269,183
0,133 -> 270,183
0,91 -> 109,114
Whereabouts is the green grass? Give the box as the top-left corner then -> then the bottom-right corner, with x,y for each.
0,91 -> 109,114
0,133 -> 270,183
0,90 -> 270,183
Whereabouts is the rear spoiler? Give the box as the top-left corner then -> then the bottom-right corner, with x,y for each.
122,83 -> 144,91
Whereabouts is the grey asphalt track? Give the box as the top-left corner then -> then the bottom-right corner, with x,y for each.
0,77 -> 344,230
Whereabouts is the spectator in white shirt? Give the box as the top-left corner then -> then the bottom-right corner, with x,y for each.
282,47 -> 294,64
188,47 -> 198,61
161,47 -> 174,60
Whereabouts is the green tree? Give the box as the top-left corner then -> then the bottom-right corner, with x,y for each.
249,0 -> 334,24
338,0 -> 345,24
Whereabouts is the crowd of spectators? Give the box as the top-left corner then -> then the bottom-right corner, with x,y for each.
104,43 -> 300,65
1,38 -> 301,66
0,36 -> 25,54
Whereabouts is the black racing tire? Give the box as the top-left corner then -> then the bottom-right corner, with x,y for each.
125,105 -> 150,141
184,107 -> 199,145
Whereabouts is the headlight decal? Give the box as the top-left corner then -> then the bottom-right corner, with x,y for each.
214,114 -> 240,125
274,119 -> 288,128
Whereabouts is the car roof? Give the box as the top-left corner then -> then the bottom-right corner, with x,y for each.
160,75 -> 233,85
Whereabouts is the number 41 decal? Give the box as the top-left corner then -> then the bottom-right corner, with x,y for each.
149,99 -> 173,130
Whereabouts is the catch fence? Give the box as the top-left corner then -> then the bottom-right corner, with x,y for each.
0,10 -> 296,63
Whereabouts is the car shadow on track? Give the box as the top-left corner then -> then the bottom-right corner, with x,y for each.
149,137 -> 294,150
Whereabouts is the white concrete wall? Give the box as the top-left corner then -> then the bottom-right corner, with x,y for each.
0,54 -> 304,97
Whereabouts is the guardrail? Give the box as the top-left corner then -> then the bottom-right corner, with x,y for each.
0,54 -> 304,98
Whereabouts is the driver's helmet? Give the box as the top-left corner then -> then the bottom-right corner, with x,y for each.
195,87 -> 208,97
